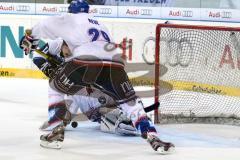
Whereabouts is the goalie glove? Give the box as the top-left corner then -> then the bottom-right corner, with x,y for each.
19,29 -> 39,55
115,115 -> 139,136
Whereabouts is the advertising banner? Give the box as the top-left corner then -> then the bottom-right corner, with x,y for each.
0,3 -> 35,15
200,8 -> 240,22
35,3 -> 68,15
161,7 -> 201,20
89,5 -> 118,17
118,6 -> 161,19
1,3 -> 240,22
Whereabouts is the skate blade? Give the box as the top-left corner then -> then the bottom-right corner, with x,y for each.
157,146 -> 175,155
40,140 -> 62,149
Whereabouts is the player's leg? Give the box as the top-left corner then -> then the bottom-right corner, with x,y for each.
49,59 -> 174,153
94,66 -> 175,154
68,93 -> 102,122
69,90 -> 138,136
40,86 -> 71,149
120,98 -> 174,154
40,86 -> 69,130
41,83 -> 137,136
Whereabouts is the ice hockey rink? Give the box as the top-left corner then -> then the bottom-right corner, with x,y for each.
0,77 -> 240,160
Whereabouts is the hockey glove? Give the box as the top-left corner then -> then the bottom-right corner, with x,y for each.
19,30 -> 39,55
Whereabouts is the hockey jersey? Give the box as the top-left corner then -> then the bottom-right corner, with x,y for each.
32,13 -> 121,63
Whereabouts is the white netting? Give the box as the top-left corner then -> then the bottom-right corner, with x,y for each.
156,25 -> 240,125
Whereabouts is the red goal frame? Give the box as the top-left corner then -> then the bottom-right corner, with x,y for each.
154,24 -> 240,124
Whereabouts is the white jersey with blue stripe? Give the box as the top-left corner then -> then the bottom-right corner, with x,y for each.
32,13 -> 120,63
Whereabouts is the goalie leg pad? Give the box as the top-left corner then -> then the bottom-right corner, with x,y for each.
100,109 -> 138,136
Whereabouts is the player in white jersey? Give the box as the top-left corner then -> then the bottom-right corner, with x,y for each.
20,0 -> 174,154
29,38 -> 138,136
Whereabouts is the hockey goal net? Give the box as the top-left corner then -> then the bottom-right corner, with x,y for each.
154,24 -> 240,125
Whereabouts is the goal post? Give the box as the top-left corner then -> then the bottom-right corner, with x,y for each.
155,23 -> 240,125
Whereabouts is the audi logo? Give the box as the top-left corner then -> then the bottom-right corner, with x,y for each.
141,9 -> 152,16
99,8 -> 112,15
16,5 -> 30,12
59,7 -> 68,13
142,36 -> 193,67
182,10 -> 193,17
221,11 -> 232,19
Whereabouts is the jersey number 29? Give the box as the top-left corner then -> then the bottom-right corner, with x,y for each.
88,28 -> 110,42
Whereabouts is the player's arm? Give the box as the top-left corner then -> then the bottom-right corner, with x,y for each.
32,42 -> 63,78
32,44 -> 55,78
20,15 -> 69,56
31,16 -> 64,39
20,15 -> 65,54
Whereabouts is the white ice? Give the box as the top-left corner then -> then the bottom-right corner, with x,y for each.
0,78 -> 240,160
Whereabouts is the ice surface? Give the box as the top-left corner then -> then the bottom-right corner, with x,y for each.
0,78 -> 240,160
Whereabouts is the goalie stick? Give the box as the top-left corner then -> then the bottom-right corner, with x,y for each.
144,101 -> 159,113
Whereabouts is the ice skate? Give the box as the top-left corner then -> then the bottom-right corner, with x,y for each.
40,124 -> 65,149
147,133 -> 175,154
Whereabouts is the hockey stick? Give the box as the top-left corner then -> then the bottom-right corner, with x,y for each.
70,102 -> 160,128
144,102 -> 159,113
34,49 -> 62,65
24,29 -> 62,65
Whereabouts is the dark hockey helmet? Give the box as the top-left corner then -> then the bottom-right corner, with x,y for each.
68,0 -> 89,14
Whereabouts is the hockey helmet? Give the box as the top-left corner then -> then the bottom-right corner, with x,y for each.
68,0 -> 89,14
48,38 -> 64,56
